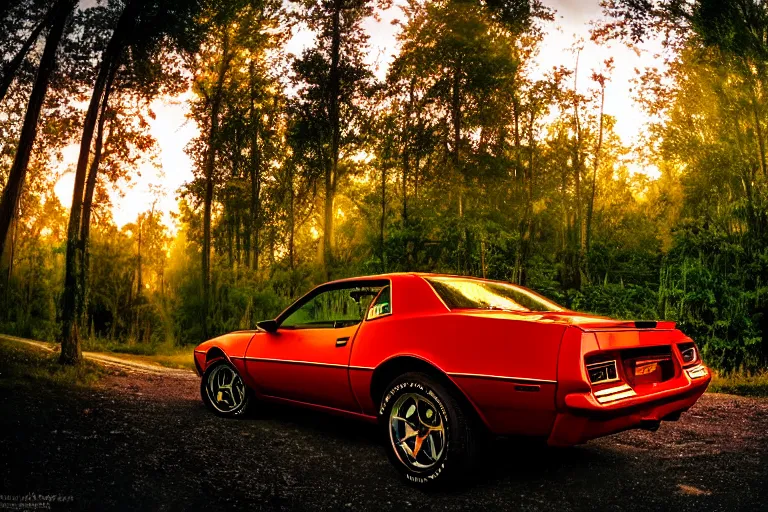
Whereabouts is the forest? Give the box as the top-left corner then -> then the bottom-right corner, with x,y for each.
0,0 -> 766,373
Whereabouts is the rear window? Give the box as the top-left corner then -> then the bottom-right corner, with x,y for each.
425,277 -> 565,313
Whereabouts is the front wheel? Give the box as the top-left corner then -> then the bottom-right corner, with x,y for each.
379,372 -> 479,486
201,360 -> 251,417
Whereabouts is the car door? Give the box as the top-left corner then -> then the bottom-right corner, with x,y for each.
245,284 -> 382,411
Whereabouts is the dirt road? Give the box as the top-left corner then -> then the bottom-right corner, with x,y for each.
0,341 -> 766,511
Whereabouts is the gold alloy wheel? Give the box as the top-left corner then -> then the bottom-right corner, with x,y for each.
389,392 -> 446,470
206,364 -> 246,413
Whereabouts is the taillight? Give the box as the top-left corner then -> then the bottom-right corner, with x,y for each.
677,342 -> 699,366
586,360 -> 619,384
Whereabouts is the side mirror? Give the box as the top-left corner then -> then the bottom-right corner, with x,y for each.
257,319 -> 279,333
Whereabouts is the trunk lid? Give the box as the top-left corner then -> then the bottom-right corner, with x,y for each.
536,312 -> 677,331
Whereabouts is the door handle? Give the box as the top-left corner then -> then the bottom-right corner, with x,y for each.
336,337 -> 349,347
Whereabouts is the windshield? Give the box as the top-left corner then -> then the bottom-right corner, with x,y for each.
425,277 -> 565,313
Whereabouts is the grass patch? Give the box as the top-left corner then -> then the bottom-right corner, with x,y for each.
82,337 -> 175,355
0,340 -> 104,390
709,371 -> 768,398
103,351 -> 196,371
81,337 -> 196,371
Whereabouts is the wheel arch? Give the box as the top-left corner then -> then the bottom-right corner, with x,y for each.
369,355 -> 490,430
203,346 -> 231,371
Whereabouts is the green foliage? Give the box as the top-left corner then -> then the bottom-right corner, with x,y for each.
659,225 -> 768,372
571,283 -> 660,321
709,370 -> 768,397
0,339 -> 103,389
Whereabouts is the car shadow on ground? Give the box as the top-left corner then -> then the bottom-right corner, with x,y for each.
234,398 -> 607,484
246,400 -> 382,443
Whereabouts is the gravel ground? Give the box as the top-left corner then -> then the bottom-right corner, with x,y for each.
0,361 -> 766,511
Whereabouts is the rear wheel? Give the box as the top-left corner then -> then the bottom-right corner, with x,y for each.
201,360 -> 251,417
379,372 -> 479,486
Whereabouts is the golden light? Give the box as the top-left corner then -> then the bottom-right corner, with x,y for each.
439,280 -> 526,311
350,150 -> 373,163
310,226 -> 320,240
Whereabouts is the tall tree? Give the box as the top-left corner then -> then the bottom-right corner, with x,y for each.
0,0 -> 75,263
186,0 -> 285,335
388,0 -> 537,275
201,28 -> 232,338
60,0 -> 204,364
291,0 -> 378,276
585,59 -> 613,255
61,0 -> 142,364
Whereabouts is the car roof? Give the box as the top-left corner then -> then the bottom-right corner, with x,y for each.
323,272 -> 436,285
326,272 -> 505,283
325,273 -> 556,302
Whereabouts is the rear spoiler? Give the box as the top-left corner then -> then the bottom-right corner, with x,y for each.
577,320 -> 677,331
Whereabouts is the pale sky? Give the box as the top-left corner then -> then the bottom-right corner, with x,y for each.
53,0 -> 665,229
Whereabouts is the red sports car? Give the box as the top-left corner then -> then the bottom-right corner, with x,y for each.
194,273 -> 711,485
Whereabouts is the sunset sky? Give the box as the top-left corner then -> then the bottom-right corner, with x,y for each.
53,0 -> 665,230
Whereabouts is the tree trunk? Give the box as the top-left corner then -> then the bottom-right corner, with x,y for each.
519,108 -> 536,286
3,196 -> 19,319
586,84 -> 605,255
249,61 -> 261,272
571,50 -> 584,290
403,77 -> 415,225
289,178 -> 295,272
324,0 -> 342,276
79,63 -> 117,332
0,6 -> 53,103
288,164 -> 296,297
234,213 -> 241,267
0,0 -> 74,265
202,30 -> 231,338
752,96 -> 767,178
512,92 -> 521,186
451,61 -> 462,171
226,214 -> 233,267
480,239 -> 486,278
380,165 -> 386,270
137,217 -> 143,293
451,60 -> 465,272
61,0 -> 138,365
241,117 -> 250,266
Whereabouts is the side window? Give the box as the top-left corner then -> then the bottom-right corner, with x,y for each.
281,286 -> 382,329
367,286 -> 391,320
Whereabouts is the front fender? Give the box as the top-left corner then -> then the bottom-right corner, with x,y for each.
194,330 -> 258,377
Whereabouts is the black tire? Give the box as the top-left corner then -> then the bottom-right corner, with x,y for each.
379,372 -> 479,487
200,359 -> 252,418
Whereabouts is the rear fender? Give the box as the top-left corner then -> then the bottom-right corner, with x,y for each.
555,327 -> 597,410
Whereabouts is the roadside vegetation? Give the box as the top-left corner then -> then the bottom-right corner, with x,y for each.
0,340 -> 103,390
710,372 -> 768,398
81,337 -> 196,371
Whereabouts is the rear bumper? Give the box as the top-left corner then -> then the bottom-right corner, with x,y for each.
547,365 -> 711,446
